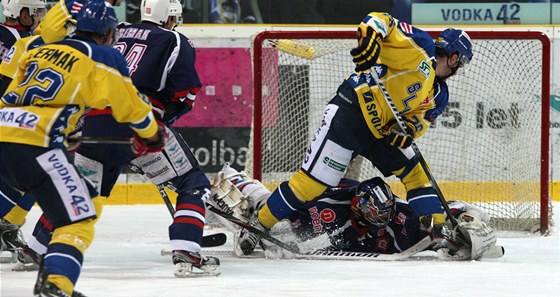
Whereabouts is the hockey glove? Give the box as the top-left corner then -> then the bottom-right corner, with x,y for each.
381,119 -> 416,148
67,131 -> 82,153
420,215 -> 464,252
350,26 -> 383,72
131,121 -> 167,157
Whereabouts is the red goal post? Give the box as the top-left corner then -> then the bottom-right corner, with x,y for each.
250,30 -> 551,233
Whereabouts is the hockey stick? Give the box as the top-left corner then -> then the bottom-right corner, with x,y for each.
128,164 -> 227,248
368,70 -> 470,245
205,203 -> 301,254
74,136 -> 132,144
128,164 -> 176,216
150,168 -> 301,254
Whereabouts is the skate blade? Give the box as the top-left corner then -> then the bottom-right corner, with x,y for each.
12,261 -> 39,271
173,263 -> 221,278
0,252 -> 17,263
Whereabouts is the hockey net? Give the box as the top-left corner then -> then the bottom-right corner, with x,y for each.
248,30 -> 551,232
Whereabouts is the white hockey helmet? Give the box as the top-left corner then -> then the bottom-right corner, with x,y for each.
141,0 -> 183,27
1,0 -> 46,19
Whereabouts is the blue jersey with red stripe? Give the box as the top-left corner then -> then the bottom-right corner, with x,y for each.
289,179 -> 429,253
0,24 -> 32,62
115,24 -> 201,124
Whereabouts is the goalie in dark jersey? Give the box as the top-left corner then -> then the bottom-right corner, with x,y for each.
210,164 -> 499,260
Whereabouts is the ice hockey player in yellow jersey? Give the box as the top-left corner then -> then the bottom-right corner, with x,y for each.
0,2 -> 165,296
236,12 -> 474,256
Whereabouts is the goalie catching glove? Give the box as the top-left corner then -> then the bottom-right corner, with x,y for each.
350,25 -> 383,72
131,121 -> 167,157
422,210 -> 497,260
381,118 -> 416,148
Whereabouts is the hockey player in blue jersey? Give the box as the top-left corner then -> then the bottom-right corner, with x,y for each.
211,164 -> 498,260
68,0 -> 220,277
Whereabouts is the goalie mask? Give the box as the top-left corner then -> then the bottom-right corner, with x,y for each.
351,177 -> 396,227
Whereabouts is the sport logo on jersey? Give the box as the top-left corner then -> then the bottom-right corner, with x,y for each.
417,61 -> 431,78
320,208 -> 336,223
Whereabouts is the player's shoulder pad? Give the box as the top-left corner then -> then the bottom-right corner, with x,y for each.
1,35 -> 44,67
396,20 -> 435,56
90,46 -> 130,76
58,38 -> 130,76
66,0 -> 88,17
178,32 -> 196,49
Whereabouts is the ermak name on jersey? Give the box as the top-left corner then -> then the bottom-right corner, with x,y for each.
32,48 -> 80,72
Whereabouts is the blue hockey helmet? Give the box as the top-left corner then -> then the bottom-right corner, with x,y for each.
435,28 -> 473,66
76,0 -> 118,36
351,177 -> 396,227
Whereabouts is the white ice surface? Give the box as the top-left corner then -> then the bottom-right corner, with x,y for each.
1,203 -> 559,297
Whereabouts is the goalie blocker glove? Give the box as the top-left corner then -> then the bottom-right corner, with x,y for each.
350,25 -> 383,72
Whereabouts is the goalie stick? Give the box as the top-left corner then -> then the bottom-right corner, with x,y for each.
161,235 -> 431,260
205,203 -> 301,254
162,238 -> 505,261
128,164 -> 227,248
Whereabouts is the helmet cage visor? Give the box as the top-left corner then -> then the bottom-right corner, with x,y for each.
352,187 -> 395,227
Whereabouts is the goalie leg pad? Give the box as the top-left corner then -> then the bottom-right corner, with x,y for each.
209,163 -> 272,232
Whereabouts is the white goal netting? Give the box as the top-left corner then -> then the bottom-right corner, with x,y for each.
248,30 -> 552,232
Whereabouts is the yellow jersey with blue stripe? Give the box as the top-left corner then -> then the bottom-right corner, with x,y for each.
347,12 -> 447,139
34,0 -> 87,44
0,36 -> 157,148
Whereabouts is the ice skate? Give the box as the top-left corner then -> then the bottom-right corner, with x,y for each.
172,250 -> 220,277
0,219 -> 26,253
13,245 -> 40,271
34,258 -> 86,297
